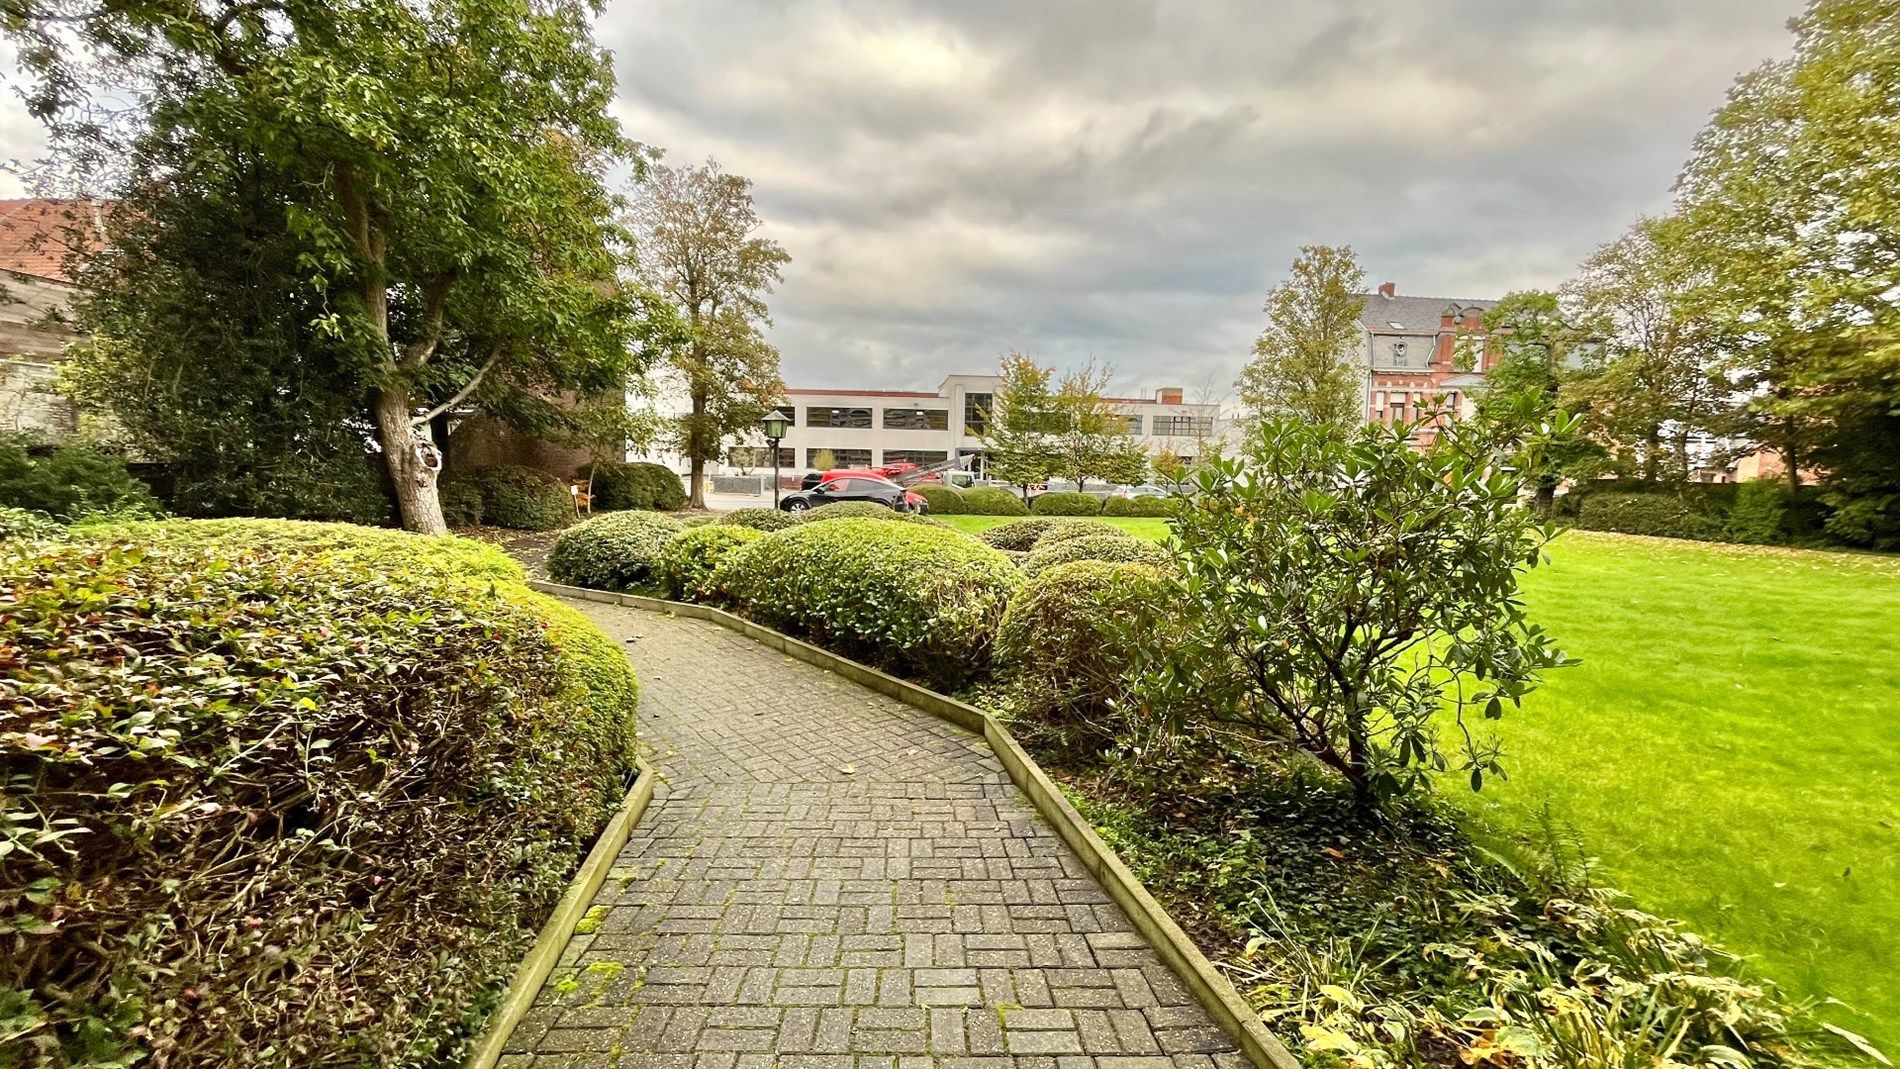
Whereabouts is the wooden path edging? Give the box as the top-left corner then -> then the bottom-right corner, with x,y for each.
527,579 -> 1301,1069
463,757 -> 656,1069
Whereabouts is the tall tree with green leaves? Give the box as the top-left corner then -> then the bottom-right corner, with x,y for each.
1475,291 -> 1601,513
982,352 -> 1060,494
629,160 -> 790,510
1561,215 -> 1735,482
11,0 -> 648,533
1236,245 -> 1368,428
1049,358 -> 1148,488
1675,0 -> 1900,545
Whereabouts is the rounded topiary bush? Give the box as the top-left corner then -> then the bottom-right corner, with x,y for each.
655,523 -> 764,601
1103,495 -> 1176,517
714,518 -> 1019,688
996,559 -> 1170,747
963,486 -> 1029,516
450,465 -> 574,530
797,501 -> 945,526
1032,519 -> 1131,547
1030,491 -> 1104,516
911,482 -> 967,514
1022,534 -> 1169,577
979,517 -> 1070,552
0,520 -> 637,1068
583,461 -> 687,512
547,510 -> 684,591
708,506 -> 800,532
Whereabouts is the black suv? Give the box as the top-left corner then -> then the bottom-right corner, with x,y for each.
778,475 -> 921,513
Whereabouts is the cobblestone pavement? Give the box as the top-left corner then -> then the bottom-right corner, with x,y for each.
501,601 -> 1246,1069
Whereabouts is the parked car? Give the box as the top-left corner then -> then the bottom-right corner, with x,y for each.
779,474 -> 925,514
799,468 -> 882,491
1109,483 -> 1169,499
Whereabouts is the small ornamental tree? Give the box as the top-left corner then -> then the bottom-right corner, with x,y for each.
1130,417 -> 1575,811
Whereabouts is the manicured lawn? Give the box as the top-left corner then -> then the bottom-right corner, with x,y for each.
944,513 -> 1898,1047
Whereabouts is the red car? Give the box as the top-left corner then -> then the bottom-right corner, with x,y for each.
781,472 -> 926,514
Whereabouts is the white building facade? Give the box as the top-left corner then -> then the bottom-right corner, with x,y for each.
703,373 -> 1227,480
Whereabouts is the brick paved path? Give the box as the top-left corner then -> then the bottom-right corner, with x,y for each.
500,601 -> 1246,1069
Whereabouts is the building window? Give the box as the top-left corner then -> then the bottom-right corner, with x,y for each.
807,447 -> 871,470
883,407 -> 949,431
1106,413 -> 1142,435
963,393 -> 992,435
729,446 -> 793,468
806,406 -> 873,429
882,449 -> 948,466
1153,415 -> 1214,437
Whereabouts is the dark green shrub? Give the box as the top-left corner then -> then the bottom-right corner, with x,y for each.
448,465 -> 574,530
1030,490 -> 1104,516
1022,534 -> 1169,577
0,506 -> 61,542
995,560 -> 1170,748
911,482 -> 967,514
1575,492 -> 1725,541
714,518 -> 1019,688
655,524 -> 764,601
1727,481 -> 1789,544
963,486 -> 1029,516
797,501 -> 945,526
714,506 -> 799,532
0,520 -> 637,1068
979,518 -> 1072,552
0,436 -> 159,521
439,477 -> 485,527
1032,519 -> 1130,547
1103,495 -> 1176,517
582,460 -> 686,511
547,510 -> 684,591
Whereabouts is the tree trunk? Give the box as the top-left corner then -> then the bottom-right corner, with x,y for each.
375,384 -> 448,535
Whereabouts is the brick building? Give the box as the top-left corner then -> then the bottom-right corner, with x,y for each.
1358,281 -> 1499,440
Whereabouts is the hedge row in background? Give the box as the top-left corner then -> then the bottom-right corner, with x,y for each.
1029,490 -> 1104,516
0,519 -> 639,1068
442,464 -> 576,530
713,518 -> 1020,689
1564,480 -> 1830,545
581,461 -> 686,512
1103,495 -> 1176,517
0,435 -> 159,521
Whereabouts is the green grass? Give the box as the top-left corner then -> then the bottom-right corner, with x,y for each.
945,513 -> 1899,1047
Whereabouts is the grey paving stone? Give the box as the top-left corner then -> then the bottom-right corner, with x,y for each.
500,603 -> 1244,1067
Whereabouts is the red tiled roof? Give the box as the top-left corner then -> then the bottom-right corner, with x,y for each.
0,199 -> 108,284
783,388 -> 942,399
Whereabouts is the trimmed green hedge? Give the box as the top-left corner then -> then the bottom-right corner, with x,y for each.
655,524 -> 763,601
1575,492 -> 1726,541
1727,482 -> 1790,544
0,519 -> 637,1068
446,465 -> 574,530
683,507 -> 799,532
979,518 -> 1074,552
1032,519 -> 1131,547
1103,495 -> 1176,517
1030,491 -> 1104,516
547,510 -> 684,591
995,559 -> 1169,745
963,486 -> 1029,516
797,501 -> 944,526
911,482 -> 967,514
713,518 -> 1019,688
1021,533 -> 1170,577
0,436 -> 159,521
582,461 -> 686,512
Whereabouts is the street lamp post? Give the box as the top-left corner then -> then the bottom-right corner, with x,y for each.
761,409 -> 790,508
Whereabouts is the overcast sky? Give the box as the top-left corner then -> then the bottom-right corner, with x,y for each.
3,1 -> 1801,396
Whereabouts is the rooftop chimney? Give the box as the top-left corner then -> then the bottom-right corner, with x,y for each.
1156,387 -> 1184,404
1377,281 -> 1396,299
